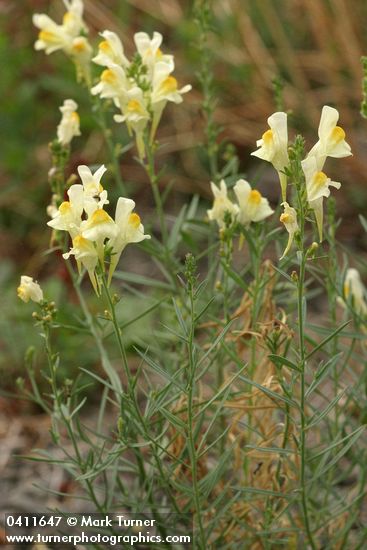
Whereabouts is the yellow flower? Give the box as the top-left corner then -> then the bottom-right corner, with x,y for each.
33,15 -> 70,54
82,209 -> 116,241
17,276 -> 43,304
33,0 -> 86,54
57,99 -> 81,146
93,31 -> 129,68
91,66 -> 130,108
63,235 -> 100,294
70,36 -> 92,85
33,1 -> 91,84
77,164 -> 107,198
340,268 -> 367,317
81,209 -> 117,262
301,156 -> 341,241
134,32 -> 174,77
47,184 -> 84,238
251,112 -> 289,200
108,197 -> 151,284
114,88 -> 150,159
207,180 -> 239,229
233,179 -> 273,225
307,106 -> 352,170
279,202 -> 298,259
150,62 -> 191,141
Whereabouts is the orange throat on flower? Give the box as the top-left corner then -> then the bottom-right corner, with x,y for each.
72,39 -> 87,53
88,209 -> 113,226
280,213 -> 291,224
59,201 -> 71,215
262,129 -> 274,145
101,69 -> 117,84
160,76 -> 178,95
248,190 -> 262,206
330,126 -> 346,144
128,213 -> 141,228
71,111 -> 80,123
126,100 -> 145,115
39,30 -> 58,44
99,40 -> 112,53
17,286 -> 26,299
313,171 -> 328,187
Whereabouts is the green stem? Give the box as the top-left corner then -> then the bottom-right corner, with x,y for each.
145,143 -> 169,247
101,274 -> 180,530
187,287 -> 206,548
298,252 -> 316,550
43,322 -> 105,514
90,95 -> 127,194
65,261 -> 122,396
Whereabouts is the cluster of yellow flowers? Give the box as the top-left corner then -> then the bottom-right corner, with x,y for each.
22,3 -> 367,322
33,0 -> 191,160
207,179 -> 273,229
91,30 -> 191,159
45,164 -> 150,294
253,105 -> 352,256
208,106 -> 352,257
33,0 -> 92,84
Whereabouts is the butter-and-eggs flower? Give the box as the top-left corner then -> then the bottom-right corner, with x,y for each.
114,88 -> 150,159
307,106 -> 352,170
93,30 -> 129,68
33,0 -> 92,84
150,62 -> 191,141
233,179 -> 273,226
279,202 -> 299,259
17,275 -> 44,304
91,64 -> 131,107
47,184 -> 84,238
337,268 -> 367,318
134,31 -> 174,77
251,112 -> 289,200
57,99 -> 81,146
301,156 -> 341,241
207,180 -> 239,228
63,235 -> 100,294
108,198 -> 151,284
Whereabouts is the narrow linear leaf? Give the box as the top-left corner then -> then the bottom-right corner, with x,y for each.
306,389 -> 347,429
221,261 -> 248,290
306,320 -> 351,360
198,319 -> 235,367
172,298 -> 188,336
309,426 -> 367,462
243,445 -> 297,456
135,348 -> 186,392
194,296 -> 216,324
239,375 -> 298,409
196,362 -> 248,418
305,353 -> 343,398
159,407 -> 186,431
168,203 -> 187,250
113,271 -> 173,290
311,426 -> 365,483
272,265 -> 295,284
69,397 -> 87,420
268,354 -> 301,373
231,486 -> 292,499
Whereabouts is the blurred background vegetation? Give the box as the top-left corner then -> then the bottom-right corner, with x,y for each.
1,0 -> 367,384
